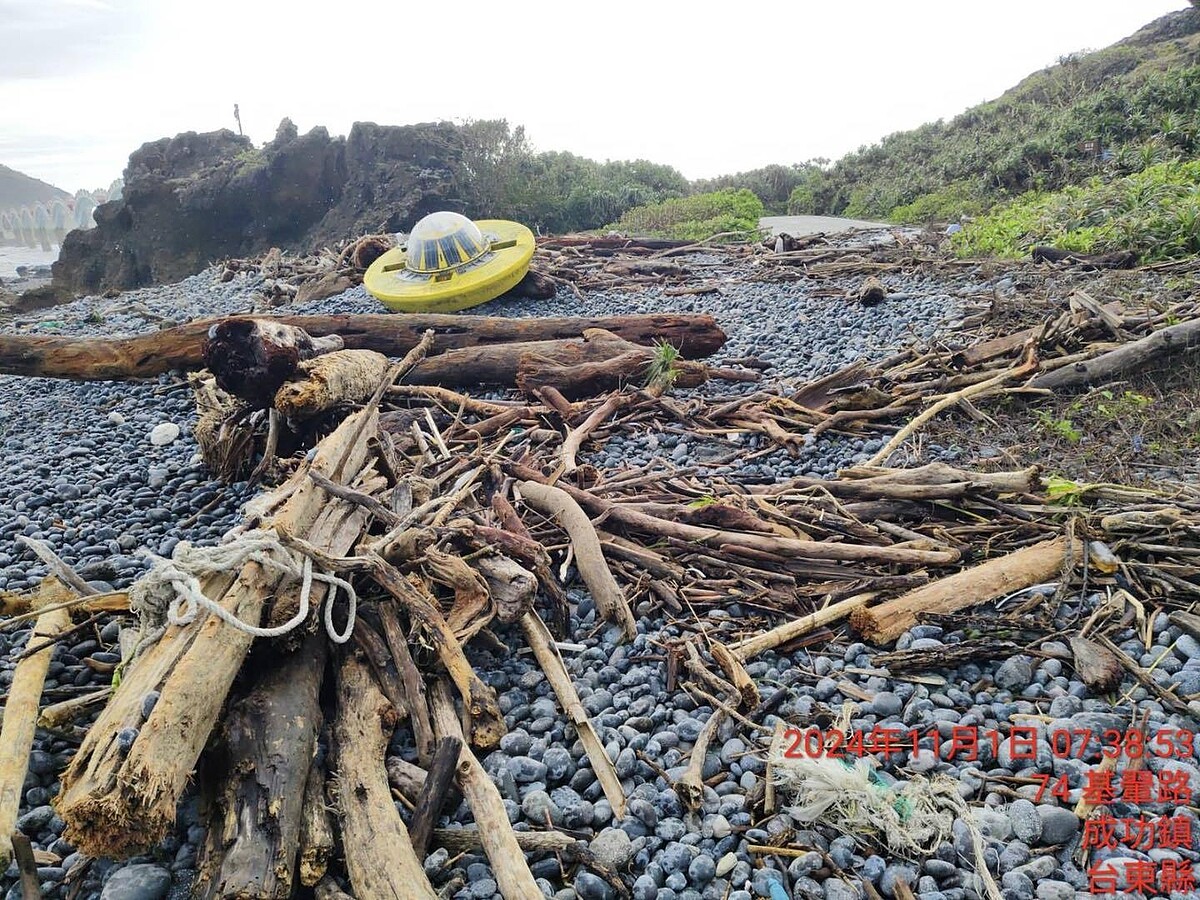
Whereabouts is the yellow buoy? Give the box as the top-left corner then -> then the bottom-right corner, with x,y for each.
364,211 -> 536,313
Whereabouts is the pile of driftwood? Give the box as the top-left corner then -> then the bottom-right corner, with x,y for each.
763,286 -> 1200,468
1,272 -> 1199,897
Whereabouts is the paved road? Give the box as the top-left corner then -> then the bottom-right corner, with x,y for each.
760,214 -> 889,236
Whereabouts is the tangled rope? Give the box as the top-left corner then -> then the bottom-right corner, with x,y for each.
129,528 -> 357,647
773,753 -> 1003,900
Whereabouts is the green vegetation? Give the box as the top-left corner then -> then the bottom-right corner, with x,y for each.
952,159 -> 1200,261
1035,410 -> 1083,444
889,181 -> 990,225
609,189 -> 765,241
459,120 -> 689,234
694,162 -> 827,214
646,340 -> 682,390
454,9 -> 1200,250
791,10 -> 1200,221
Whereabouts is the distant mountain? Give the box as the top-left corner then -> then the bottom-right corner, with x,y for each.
0,164 -> 71,209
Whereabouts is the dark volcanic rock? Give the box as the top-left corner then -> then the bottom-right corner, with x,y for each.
51,119 -> 466,296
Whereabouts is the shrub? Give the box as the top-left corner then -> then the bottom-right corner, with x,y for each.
610,189 -> 765,241
889,180 -> 990,224
952,158 -> 1200,261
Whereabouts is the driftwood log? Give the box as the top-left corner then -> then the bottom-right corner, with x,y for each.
57,407 -> 382,856
396,328 -> 749,398
1028,316 -> 1200,391
0,591 -> 73,867
429,680 -> 542,898
274,350 -> 390,419
0,313 -> 726,380
850,536 -> 1077,644
1030,246 -> 1139,269
204,318 -> 345,408
333,651 -> 437,900
193,633 -> 327,899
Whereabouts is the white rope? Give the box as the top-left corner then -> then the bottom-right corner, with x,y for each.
129,529 -> 357,644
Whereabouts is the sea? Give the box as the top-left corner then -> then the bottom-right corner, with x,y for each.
0,245 -> 58,281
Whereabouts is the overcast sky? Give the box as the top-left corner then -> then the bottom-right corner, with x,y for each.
0,0 -> 1191,191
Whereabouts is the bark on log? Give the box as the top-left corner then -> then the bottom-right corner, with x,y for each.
429,680 -> 542,899
58,408 -> 379,857
0,598 -> 72,867
274,350 -> 390,419
0,313 -> 726,380
472,555 -> 538,624
334,651 -> 437,900
194,633 -> 327,899
298,755 -> 334,888
517,480 -> 637,641
407,736 -> 462,860
1028,317 -> 1200,391
849,536 -> 1076,644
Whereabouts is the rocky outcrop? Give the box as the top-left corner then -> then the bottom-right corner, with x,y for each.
50,120 -> 468,296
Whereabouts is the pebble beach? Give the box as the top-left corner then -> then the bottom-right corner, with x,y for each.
1,237 -> 1196,900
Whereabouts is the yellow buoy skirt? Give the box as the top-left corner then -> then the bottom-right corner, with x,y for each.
364,219 -> 536,313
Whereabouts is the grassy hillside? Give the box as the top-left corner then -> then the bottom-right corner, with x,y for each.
0,163 -> 70,209
780,8 -> 1200,222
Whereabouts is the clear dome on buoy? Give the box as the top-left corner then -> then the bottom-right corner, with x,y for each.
404,211 -> 490,274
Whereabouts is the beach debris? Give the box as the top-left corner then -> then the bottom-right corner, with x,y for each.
1068,635 -> 1122,692
857,275 -> 887,305
3,236 -> 1200,897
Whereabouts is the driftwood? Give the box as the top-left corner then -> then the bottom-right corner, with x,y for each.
850,536 -> 1076,644
1031,246 -> 1138,269
521,611 -> 628,818
509,463 -> 960,568
194,633 -> 327,899
729,594 -> 875,661
0,313 -> 726,380
407,736 -> 461,859
517,480 -> 638,640
386,756 -> 427,804
429,680 -> 542,899
333,651 -> 436,900
709,640 -> 760,708
1028,316 -> 1200,390
367,556 -> 505,749
298,756 -> 335,888
402,328 -> 738,397
38,688 -> 112,729
0,593 -> 72,867
472,554 -> 538,624
430,827 -> 580,855
274,350 -> 390,419
57,408 -> 381,856
204,318 -> 345,408
10,834 -> 41,900
1069,636 -> 1122,693
675,708 -> 726,811
857,276 -> 887,305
